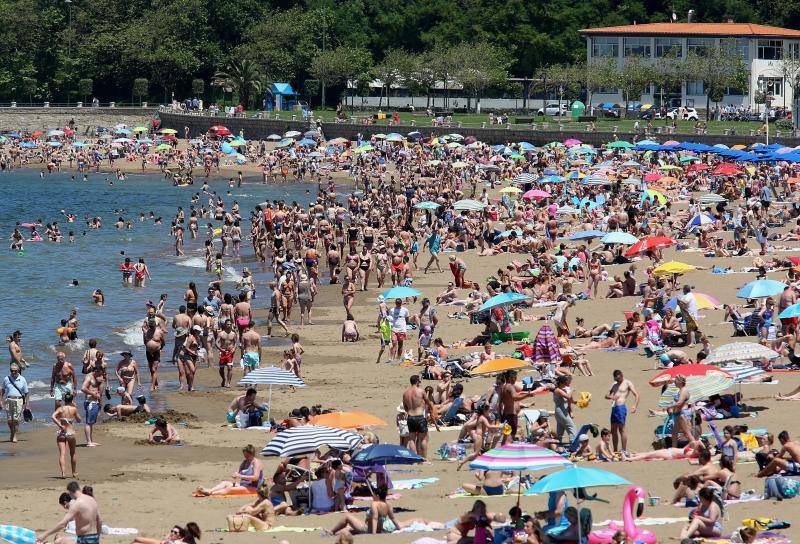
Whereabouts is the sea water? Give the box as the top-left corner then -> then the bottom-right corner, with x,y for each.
0,169 -> 315,421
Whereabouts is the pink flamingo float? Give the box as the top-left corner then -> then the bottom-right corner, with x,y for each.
588,486 -> 657,544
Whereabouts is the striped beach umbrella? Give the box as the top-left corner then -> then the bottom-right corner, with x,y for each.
261,425 -> 362,457
513,172 -> 537,184
453,199 -> 486,211
470,443 -> 573,471
699,193 -> 726,204
720,364 -> 767,383
705,342 -> 779,365
0,526 -> 35,544
688,213 -> 716,227
649,364 -> 732,387
532,325 -> 561,365
658,373 -> 735,406
238,366 -> 305,387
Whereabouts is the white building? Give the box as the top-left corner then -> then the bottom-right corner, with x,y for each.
579,22 -> 800,111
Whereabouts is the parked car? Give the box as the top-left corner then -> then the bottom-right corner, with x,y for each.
536,103 -> 569,116
666,107 -> 699,120
597,102 -> 622,118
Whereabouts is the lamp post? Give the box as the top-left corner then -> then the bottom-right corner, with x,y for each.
757,74 -> 775,145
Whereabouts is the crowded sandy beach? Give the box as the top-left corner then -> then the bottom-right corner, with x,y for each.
2,122 -> 800,544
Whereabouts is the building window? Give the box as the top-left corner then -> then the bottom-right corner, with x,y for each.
655,38 -> 682,58
724,87 -> 744,96
757,39 -> 782,60
788,41 -> 800,59
596,86 -> 619,94
687,38 -> 716,56
722,38 -> 750,60
759,77 -> 782,96
623,37 -> 651,57
591,37 -> 619,58
686,80 -> 705,95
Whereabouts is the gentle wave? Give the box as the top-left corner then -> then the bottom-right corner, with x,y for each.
116,320 -> 143,347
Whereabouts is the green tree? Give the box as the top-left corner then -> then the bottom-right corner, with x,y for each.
310,46 -> 371,109
683,46 -> 749,120
78,78 -> 93,104
614,56 -> 654,117
372,48 -> 413,108
132,78 -> 148,104
650,52 -> 683,115
191,78 -> 205,97
404,52 -> 438,109
574,58 -> 616,111
212,59 -> 265,109
452,41 -> 513,112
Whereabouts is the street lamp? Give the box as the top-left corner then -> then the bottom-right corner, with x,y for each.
757,74 -> 775,145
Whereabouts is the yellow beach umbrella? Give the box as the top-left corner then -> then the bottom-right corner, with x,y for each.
652,261 -> 697,276
159,128 -> 178,134
500,186 -> 523,194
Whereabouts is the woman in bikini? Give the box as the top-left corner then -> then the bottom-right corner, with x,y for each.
680,487 -> 723,539
52,392 -> 80,478
197,444 -> 263,496
115,351 -> 140,403
457,404 -> 502,470
328,485 -> 438,535
586,253 -> 602,299
225,483 -> 277,532
179,327 -> 201,392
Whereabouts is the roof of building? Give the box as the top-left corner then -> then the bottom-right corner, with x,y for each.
579,22 -> 800,38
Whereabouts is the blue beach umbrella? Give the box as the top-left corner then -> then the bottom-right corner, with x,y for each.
567,230 -> 605,240
47,141 -> 63,147
381,286 -> 421,299
413,201 -> 440,210
298,138 -> 317,147
352,444 -> 425,466
601,231 -> 639,245
525,466 -> 630,495
20,142 -> 37,148
688,213 -> 716,227
737,279 -> 787,299
778,303 -> 800,319
479,292 -> 530,312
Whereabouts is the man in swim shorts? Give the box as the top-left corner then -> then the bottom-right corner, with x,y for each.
38,481 -> 102,544
240,322 -> 262,375
605,369 -> 639,454
402,375 -> 429,457
215,319 -> 237,387
51,352 -> 77,409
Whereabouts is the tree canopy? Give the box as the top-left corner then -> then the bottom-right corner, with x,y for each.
0,0 -> 789,104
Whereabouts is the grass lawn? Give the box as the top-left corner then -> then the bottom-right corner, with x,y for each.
244,109 -> 785,137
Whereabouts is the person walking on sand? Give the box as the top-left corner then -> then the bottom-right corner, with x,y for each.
37,481 -> 102,544
81,365 -> 105,447
423,228 -> 443,274
1,363 -> 29,443
52,392 -> 81,478
216,319 -> 238,387
605,369 -> 639,455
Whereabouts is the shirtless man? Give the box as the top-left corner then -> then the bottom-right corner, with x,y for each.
37,481 -> 102,544
142,310 -> 165,391
80,368 -> 105,447
605,370 -> 640,453
779,285 -> 798,333
757,430 -> 800,477
402,375 -> 429,458
7,330 -> 26,370
229,388 -> 260,419
390,245 -> 405,286
50,352 -> 77,409
171,305 -> 191,363
216,319 -> 238,387
497,370 -> 543,444
241,322 -> 262,375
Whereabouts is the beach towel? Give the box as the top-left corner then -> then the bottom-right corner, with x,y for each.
723,493 -> 764,504
66,523 -> 138,536
351,493 -> 402,501
392,477 -> 439,490
192,488 -> 257,498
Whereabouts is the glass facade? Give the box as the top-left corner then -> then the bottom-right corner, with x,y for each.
591,37 -> 619,58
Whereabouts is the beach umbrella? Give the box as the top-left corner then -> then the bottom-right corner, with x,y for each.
47,141 -> 63,147
71,142 -> 88,147
652,261 -> 697,276
262,425 -> 363,457
304,130 -> 320,138
659,164 -> 681,171
479,292 -> 531,312
643,171 -> 662,182
0,525 -> 35,544
499,186 -> 522,194
381,286 -> 421,299
413,201 -> 440,210
373,133 -> 387,140
276,138 -> 294,148
113,138 -> 132,143
607,140 -> 634,148
159,128 -> 177,134
720,363 -> 768,384
523,189 -> 552,200
453,199 -> 486,211
699,193 -> 726,204
31,131 -> 44,138
471,442 -> 573,505
567,230 -> 605,241
600,231 -> 639,245
298,138 -> 317,147
705,342 -> 780,365
284,130 -> 302,138
525,466 -> 630,495
451,160 -> 468,167
133,126 -> 148,132
407,131 -> 423,140
115,128 -> 132,135
307,151 -> 324,158
736,279 -> 786,299
479,164 -> 500,172
563,138 -> 582,147
642,188 -> 667,204
532,325 -> 561,365
712,163 -> 742,176
471,357 -> 530,376
624,236 -> 676,257
328,137 -> 349,145
386,134 -> 404,142
20,142 -> 37,148
310,411 -> 386,429
239,366 -> 306,420
155,143 -> 171,151
649,364 -> 732,387
778,302 -> 800,319
664,292 -> 721,311
47,129 -> 65,137
556,206 -> 580,215
513,173 -> 537,184
688,213 -> 716,227
267,134 -> 282,141
352,444 -> 424,466
658,373 -> 734,406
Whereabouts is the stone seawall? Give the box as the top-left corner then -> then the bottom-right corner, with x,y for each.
0,107 -> 157,133
159,111 -> 800,147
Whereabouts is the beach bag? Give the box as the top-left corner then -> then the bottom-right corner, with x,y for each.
764,475 -> 800,499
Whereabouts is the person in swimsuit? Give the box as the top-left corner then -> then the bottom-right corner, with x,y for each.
461,470 -> 509,496
197,444 -> 263,496
328,485 -> 437,535
225,483 -> 277,532
446,500 -> 506,543
665,374 -> 695,446
115,351 -> 140,404
51,392 -> 80,478
680,487 -> 723,539
179,326 -> 201,392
